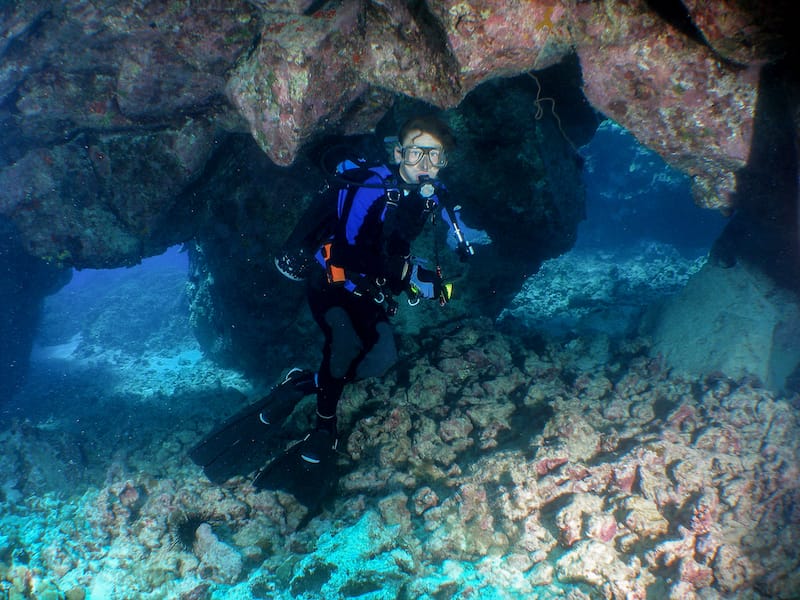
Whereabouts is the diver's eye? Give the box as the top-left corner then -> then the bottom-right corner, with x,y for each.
403,147 -> 424,164
401,146 -> 447,167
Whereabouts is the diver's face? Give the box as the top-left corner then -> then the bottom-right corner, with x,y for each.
395,130 -> 446,184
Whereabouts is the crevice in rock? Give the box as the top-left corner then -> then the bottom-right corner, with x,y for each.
406,0 -> 461,89
1,7 -> 53,59
642,0 -> 707,48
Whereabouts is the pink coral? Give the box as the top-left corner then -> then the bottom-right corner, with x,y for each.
534,456 -> 568,476
612,462 -> 638,494
412,487 -> 440,516
689,489 -> 719,536
438,413 -> 474,443
193,523 -> 243,584
667,403 -> 697,431
587,514 -> 618,544
118,482 -> 141,508
679,557 -> 714,589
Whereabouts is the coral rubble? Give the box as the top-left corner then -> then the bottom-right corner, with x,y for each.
2,317 -> 798,598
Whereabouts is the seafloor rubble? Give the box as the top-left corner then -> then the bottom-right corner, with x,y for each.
1,317 -> 798,599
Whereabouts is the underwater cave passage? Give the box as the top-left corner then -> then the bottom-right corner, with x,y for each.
18,243 -> 204,422
577,120 -> 728,257
501,120 -> 730,342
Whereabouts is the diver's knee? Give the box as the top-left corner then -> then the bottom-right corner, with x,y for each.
356,322 -> 397,379
325,307 -> 362,378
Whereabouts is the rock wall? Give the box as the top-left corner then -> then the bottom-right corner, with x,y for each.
645,260 -> 800,393
0,220 -> 70,401
2,0 -> 795,269
1,0 -> 798,386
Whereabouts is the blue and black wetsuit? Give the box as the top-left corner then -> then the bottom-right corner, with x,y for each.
308,165 -> 440,433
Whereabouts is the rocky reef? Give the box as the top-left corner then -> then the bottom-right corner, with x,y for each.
3,220 -> 798,597
2,315 -> 798,599
1,1 -> 799,597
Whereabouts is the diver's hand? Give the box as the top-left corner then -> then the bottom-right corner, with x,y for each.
382,254 -> 412,295
408,264 -> 439,299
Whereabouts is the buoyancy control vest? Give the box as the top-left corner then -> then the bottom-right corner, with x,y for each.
273,149 -> 474,287
274,158 -> 397,283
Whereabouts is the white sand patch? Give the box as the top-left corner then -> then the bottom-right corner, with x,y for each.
30,332 -> 84,362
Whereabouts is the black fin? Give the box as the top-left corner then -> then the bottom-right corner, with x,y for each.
189,384 -> 301,484
253,432 -> 340,522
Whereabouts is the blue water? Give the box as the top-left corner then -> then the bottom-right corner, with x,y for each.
65,244 -> 189,290
578,120 -> 728,256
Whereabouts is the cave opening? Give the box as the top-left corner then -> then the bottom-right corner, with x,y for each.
576,119 -> 728,256
497,116 -> 731,341
32,244 -> 191,354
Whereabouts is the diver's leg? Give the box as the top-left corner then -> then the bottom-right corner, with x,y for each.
308,277 -> 366,435
354,320 -> 398,379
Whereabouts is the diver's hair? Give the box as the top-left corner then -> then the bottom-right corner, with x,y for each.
398,115 -> 456,151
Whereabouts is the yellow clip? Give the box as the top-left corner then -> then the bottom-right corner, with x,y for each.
440,282 -> 453,304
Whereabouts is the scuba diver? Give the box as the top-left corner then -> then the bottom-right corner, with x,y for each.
190,115 -> 473,515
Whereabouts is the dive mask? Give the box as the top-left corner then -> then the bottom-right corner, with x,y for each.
400,145 -> 448,168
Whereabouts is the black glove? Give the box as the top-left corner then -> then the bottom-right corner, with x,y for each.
382,254 -> 412,295
408,263 -> 438,299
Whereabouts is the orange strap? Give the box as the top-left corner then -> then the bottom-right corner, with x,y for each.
321,243 -> 346,284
